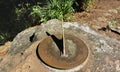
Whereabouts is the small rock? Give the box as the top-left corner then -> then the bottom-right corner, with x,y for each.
108,9 -> 118,14
86,69 -> 91,72
116,6 -> 120,13
105,56 -> 114,65
97,17 -> 107,22
115,60 -> 120,71
104,13 -> 111,16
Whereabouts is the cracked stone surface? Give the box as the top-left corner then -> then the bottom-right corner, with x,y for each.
0,19 -> 120,72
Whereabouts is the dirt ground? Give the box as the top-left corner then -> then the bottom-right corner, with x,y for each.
73,0 -> 120,40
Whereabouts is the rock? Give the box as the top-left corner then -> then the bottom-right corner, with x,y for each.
0,19 -> 120,72
0,41 -> 11,56
104,13 -> 111,17
97,17 -> 107,22
116,6 -> 120,13
108,9 -> 118,14
107,21 -> 120,34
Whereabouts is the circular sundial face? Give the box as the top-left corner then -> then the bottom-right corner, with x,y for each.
37,34 -> 89,70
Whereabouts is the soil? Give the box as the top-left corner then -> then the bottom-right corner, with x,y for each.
73,0 -> 120,40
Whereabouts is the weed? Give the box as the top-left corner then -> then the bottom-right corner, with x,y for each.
84,0 -> 96,10
0,33 -> 10,45
29,0 -> 75,22
73,0 -> 96,12
47,0 -> 74,20
107,20 -> 117,29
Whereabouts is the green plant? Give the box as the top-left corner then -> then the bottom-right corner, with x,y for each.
83,0 -> 96,10
30,0 -> 75,22
30,5 -> 47,22
0,32 -> 10,45
107,20 -> 117,29
47,0 -> 75,20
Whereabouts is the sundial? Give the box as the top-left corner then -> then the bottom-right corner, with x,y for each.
36,20 -> 90,70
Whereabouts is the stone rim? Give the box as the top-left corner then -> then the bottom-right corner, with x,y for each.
37,34 -> 90,70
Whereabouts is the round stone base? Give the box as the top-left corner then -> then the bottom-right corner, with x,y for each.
37,34 -> 90,70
